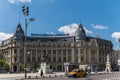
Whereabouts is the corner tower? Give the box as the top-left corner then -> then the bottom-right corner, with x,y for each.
75,23 -> 86,41
13,23 -> 24,41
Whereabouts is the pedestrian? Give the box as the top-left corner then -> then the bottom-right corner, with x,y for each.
87,67 -> 91,75
40,69 -> 43,77
95,68 -> 98,74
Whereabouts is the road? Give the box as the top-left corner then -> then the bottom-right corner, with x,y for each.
0,72 -> 120,80
27,72 -> 120,80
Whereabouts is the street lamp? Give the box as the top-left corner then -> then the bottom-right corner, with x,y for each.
22,5 -> 35,79
118,38 -> 120,71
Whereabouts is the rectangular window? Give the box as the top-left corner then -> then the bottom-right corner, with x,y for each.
58,50 -> 61,62
63,50 -> 66,62
53,50 -> 56,62
68,49 -> 71,62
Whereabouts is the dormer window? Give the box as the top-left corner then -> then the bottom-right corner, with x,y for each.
17,27 -> 20,31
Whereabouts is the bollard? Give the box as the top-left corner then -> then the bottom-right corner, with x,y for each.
49,75 -> 51,77
36,76 -> 38,78
28,76 -> 30,79
55,75 -> 57,77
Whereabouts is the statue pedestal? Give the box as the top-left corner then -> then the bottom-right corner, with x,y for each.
40,62 -> 52,74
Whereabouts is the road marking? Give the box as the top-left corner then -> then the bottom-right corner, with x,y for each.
103,77 -> 120,80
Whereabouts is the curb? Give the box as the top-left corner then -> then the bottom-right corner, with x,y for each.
23,74 -> 65,79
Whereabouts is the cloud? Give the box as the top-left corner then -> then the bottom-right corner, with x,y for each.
91,24 -> 108,30
84,27 -> 93,34
111,32 -> 120,42
58,23 -> 92,36
0,32 -> 13,43
8,0 -> 31,4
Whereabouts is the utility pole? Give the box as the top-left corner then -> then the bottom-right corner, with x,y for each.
22,5 -> 35,79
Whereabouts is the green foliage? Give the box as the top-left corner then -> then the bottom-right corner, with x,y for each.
20,64 -> 25,71
32,63 -> 40,71
0,60 -> 9,71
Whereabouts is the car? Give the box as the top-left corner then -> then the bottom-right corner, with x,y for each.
25,68 -> 31,73
67,69 -> 87,78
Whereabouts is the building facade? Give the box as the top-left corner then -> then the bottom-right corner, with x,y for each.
0,23 -> 113,72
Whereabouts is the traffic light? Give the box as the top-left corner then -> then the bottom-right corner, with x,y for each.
26,7 -> 29,16
22,5 -> 29,16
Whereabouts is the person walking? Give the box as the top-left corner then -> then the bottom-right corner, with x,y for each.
40,69 -> 43,78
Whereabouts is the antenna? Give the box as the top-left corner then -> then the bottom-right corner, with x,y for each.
18,10 -> 21,24
18,4 -> 21,24
78,17 -> 82,25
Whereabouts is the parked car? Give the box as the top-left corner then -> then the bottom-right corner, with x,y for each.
0,67 -> 7,73
25,68 -> 31,73
67,69 -> 87,78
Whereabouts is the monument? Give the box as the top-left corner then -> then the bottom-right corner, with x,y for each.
40,62 -> 52,74
38,53 -> 52,74
105,54 -> 111,73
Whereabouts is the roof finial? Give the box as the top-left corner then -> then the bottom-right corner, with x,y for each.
78,18 -> 82,25
18,5 -> 21,25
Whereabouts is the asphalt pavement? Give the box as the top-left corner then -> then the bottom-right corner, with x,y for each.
0,71 -> 120,80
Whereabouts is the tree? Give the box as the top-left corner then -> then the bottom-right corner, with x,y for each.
0,60 -> 9,71
32,62 -> 39,72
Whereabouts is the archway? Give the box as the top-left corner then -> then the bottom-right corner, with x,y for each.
14,65 -> 17,72
57,65 -> 62,72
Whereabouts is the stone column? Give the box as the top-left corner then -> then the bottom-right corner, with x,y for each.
71,48 -> 75,63
56,50 -> 58,62
30,50 -> 32,62
9,48 -> 13,72
17,48 -> 20,72
11,48 -> 14,72
51,50 -> 53,62
84,48 -> 87,63
89,49 -> 91,64
78,48 -> 81,63
61,50 -> 63,62
17,48 -> 20,63
36,50 -> 38,61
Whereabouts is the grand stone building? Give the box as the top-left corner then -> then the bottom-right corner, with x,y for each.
0,23 -> 113,72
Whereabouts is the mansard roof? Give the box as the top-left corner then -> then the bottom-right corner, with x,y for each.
26,36 -> 75,42
0,23 -> 112,47
86,36 -> 113,46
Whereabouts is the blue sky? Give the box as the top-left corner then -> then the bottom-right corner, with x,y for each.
0,0 -> 120,49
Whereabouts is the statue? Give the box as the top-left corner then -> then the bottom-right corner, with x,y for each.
39,52 -> 52,74
41,53 -> 48,64
105,54 -> 111,73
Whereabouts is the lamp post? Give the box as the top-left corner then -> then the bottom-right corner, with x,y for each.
118,38 -> 120,71
22,5 -> 35,79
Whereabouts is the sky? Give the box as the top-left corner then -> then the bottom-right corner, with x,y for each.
0,0 -> 120,49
